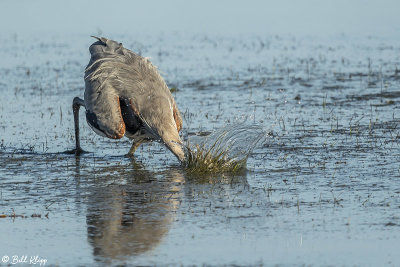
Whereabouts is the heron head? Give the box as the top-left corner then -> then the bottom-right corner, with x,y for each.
150,121 -> 185,163
142,96 -> 185,162
164,139 -> 186,163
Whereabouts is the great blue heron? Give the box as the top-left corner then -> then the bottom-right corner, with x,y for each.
71,36 -> 184,162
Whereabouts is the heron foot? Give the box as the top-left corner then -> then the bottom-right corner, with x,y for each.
63,147 -> 88,156
125,153 -> 136,159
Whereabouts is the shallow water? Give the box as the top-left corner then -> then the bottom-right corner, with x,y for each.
0,33 -> 400,266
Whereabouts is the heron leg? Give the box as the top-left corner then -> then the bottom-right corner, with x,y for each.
72,97 -> 86,155
127,141 -> 142,157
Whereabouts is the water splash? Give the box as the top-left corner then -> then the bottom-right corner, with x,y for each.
184,124 -> 267,174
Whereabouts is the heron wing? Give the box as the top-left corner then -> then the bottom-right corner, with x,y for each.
84,80 -> 126,139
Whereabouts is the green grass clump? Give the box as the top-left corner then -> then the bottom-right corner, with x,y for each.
184,141 -> 247,174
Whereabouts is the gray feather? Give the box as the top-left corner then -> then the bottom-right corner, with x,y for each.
83,37 -> 183,153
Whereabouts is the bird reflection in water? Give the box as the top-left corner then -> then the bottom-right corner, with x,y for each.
77,158 -> 184,264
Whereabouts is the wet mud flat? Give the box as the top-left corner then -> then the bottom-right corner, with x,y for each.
0,33 -> 400,266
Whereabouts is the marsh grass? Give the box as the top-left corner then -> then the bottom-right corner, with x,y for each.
184,141 -> 247,174
184,124 -> 266,174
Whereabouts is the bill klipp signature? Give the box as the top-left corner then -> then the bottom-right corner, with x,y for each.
2,255 -> 47,266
